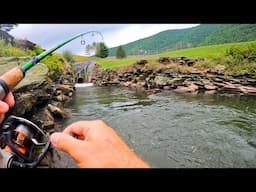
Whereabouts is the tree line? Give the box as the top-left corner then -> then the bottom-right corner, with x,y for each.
85,42 -> 127,59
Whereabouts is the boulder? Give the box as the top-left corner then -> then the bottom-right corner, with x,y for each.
56,84 -> 74,95
47,104 -> 68,119
207,65 -> 225,75
154,76 -> 184,86
13,93 -> 35,115
204,84 -> 218,90
158,57 -> 170,64
136,60 -> 148,65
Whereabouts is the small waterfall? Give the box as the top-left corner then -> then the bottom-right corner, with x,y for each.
74,60 -> 95,83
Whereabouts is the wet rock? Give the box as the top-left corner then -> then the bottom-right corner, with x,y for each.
56,84 -> 74,95
186,83 -> 199,91
247,78 -> 256,84
47,104 -> 68,119
216,82 -> 256,94
30,108 -> 55,131
163,86 -> 171,90
68,91 -> 73,97
204,84 -> 218,90
247,140 -> 256,148
55,94 -> 70,102
238,85 -> 256,94
121,81 -> 132,87
13,93 -> 35,115
56,90 -> 62,96
154,76 -> 183,87
174,86 -> 194,93
204,90 -> 216,95
174,83 -> 198,93
42,121 -> 55,130
153,89 -> 161,94
136,81 -> 146,88
212,77 -> 225,83
138,74 -> 146,81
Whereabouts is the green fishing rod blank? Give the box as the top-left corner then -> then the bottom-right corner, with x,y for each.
22,32 -> 84,71
0,31 -> 100,101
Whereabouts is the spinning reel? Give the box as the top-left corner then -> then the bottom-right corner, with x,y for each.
0,115 -> 51,168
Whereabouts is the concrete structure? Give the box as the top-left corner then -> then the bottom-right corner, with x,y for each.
73,61 -> 95,83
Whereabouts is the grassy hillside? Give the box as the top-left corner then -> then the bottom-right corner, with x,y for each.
0,39 -> 27,57
109,24 -> 256,56
96,41 -> 256,76
97,41 -> 256,69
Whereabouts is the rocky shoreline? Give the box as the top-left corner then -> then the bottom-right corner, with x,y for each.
0,57 -> 75,132
0,57 -> 76,167
12,71 -> 75,133
93,57 -> 256,96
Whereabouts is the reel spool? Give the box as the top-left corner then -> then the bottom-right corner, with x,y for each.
0,115 -> 51,168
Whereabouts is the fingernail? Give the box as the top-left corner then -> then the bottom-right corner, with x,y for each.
50,133 -> 61,145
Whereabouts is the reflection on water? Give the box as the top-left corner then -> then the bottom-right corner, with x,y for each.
53,86 -> 256,168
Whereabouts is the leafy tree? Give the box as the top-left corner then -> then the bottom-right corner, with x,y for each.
62,50 -> 74,63
116,45 -> 126,59
95,42 -> 109,58
85,42 -> 97,55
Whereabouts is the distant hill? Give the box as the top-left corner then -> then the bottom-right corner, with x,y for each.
109,24 -> 256,56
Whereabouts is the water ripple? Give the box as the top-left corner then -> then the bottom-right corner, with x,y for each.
55,87 -> 256,168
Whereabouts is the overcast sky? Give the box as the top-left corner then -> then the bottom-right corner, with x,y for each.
10,24 -> 199,55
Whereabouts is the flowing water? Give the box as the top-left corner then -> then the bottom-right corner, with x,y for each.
52,84 -> 256,168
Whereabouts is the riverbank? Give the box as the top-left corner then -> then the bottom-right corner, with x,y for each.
0,57 -> 75,167
93,57 -> 256,96
0,57 -> 75,132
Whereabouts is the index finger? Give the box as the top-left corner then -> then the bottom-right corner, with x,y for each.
4,92 -> 15,107
63,121 -> 90,136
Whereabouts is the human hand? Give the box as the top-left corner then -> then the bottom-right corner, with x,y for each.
50,120 -> 150,168
0,92 -> 15,123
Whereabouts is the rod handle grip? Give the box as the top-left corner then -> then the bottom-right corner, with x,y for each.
0,67 -> 25,100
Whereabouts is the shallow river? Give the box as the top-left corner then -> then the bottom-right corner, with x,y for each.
52,84 -> 256,168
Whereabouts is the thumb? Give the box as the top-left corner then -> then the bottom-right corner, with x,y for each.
50,132 -> 85,154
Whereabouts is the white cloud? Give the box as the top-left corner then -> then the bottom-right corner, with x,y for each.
10,24 -> 199,55
105,24 -> 199,47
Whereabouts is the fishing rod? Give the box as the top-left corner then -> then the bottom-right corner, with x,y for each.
0,31 -> 103,168
0,31 -> 103,101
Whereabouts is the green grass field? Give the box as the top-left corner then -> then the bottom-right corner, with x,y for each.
93,57 -> 142,69
73,55 -> 88,62
94,41 -> 256,69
